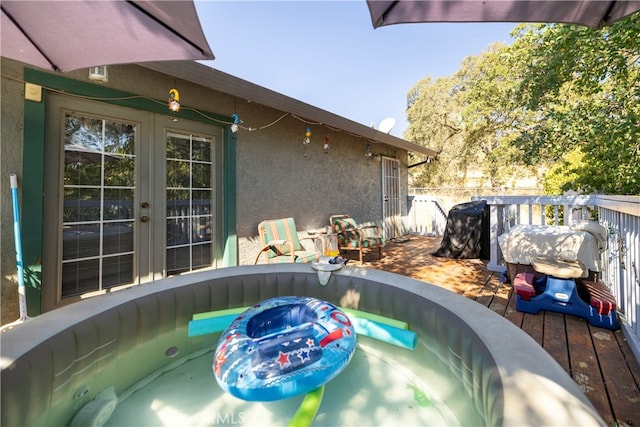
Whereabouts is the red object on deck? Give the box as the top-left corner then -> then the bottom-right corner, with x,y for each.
583,281 -> 617,315
514,272 -> 537,301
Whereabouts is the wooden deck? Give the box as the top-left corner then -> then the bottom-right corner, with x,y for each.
345,234 -> 640,426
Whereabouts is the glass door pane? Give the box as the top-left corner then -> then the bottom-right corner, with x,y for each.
166,132 -> 214,275
61,114 -> 136,297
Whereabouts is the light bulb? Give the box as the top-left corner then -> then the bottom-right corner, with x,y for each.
168,88 -> 180,112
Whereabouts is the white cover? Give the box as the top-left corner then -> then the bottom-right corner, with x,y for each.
498,225 -> 601,271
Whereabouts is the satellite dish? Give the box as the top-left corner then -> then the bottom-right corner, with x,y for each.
378,117 -> 396,134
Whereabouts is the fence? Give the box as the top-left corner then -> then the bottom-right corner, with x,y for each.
406,194 -> 640,362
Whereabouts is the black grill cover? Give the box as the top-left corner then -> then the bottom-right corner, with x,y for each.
432,200 -> 489,259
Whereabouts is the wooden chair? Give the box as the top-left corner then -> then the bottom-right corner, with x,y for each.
330,214 -> 384,264
254,217 -> 321,264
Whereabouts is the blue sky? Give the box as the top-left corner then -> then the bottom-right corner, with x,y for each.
194,1 -> 516,137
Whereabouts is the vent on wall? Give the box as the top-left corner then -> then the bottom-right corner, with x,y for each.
88,66 -> 108,83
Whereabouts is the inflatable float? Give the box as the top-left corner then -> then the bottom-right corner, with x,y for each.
213,296 -> 356,402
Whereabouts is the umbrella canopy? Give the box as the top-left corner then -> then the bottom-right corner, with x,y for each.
367,0 -> 640,29
1,0 -> 214,72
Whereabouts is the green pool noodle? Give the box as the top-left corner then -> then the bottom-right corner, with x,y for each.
339,307 -> 408,330
189,306 -> 415,350
349,317 -> 417,350
288,385 -> 325,427
192,306 -> 248,321
193,306 -> 406,328
188,314 -> 238,337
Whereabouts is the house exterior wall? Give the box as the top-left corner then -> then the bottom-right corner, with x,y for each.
235,114 -> 407,265
1,60 -> 26,324
0,59 -> 409,323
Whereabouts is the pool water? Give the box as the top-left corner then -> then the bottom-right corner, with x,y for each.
106,335 -> 480,426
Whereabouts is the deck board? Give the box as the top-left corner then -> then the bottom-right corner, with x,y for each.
592,327 -> 640,425
522,313 -> 544,346
566,315 -> 614,423
354,234 -> 640,426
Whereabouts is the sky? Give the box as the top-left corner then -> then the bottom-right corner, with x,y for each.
194,1 -> 516,137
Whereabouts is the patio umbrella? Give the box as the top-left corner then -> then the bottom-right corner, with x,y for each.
0,0 -> 214,73
367,0 -> 640,29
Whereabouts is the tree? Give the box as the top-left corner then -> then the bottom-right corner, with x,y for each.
405,44 -> 540,188
404,76 -> 469,187
453,43 -> 539,187
405,14 -> 640,195
510,17 -> 640,194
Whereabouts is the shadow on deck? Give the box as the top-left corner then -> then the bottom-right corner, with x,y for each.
344,234 -> 640,426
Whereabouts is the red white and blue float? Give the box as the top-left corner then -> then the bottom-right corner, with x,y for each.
213,296 -> 356,401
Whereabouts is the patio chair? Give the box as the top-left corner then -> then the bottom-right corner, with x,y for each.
330,214 -> 384,264
254,217 -> 321,264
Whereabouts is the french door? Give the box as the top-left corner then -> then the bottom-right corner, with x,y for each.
43,95 -> 222,308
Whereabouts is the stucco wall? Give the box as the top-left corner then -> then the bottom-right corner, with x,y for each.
1,60 -> 27,324
0,59 -> 409,321
235,112 -> 406,264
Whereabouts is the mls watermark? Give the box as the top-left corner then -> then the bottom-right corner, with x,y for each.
212,412 -> 246,425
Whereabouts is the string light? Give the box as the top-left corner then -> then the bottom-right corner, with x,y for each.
1,73 -> 391,146
303,127 -> 311,145
168,88 -> 180,112
231,113 -> 243,133
303,127 -> 311,157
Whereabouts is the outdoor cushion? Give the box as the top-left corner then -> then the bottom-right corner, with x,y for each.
330,214 -> 384,264
255,217 -> 320,264
261,217 -> 303,257
342,236 -> 385,248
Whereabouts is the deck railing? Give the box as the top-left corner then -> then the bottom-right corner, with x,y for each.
406,194 -> 640,363
471,195 -> 602,272
406,195 -> 448,236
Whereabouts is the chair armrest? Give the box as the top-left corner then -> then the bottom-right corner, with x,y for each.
254,240 -> 296,264
253,244 -> 273,264
267,239 -> 296,262
359,225 -> 380,234
361,224 -> 383,237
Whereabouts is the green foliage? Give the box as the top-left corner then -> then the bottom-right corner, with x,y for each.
405,14 -> 640,195
542,148 -> 585,194
510,16 -> 640,194
405,76 -> 469,187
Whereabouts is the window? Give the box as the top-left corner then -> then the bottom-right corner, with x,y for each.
61,113 -> 136,296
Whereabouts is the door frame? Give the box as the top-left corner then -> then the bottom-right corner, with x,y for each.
381,156 -> 402,239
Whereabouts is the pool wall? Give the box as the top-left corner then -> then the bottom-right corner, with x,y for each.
0,265 -> 603,426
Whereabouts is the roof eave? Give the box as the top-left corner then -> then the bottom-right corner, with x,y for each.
139,60 -> 437,157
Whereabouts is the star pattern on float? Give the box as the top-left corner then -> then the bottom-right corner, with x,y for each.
277,351 -> 291,368
270,333 -> 322,371
297,348 -> 310,363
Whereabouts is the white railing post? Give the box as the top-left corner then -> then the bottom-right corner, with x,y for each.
487,204 -> 505,272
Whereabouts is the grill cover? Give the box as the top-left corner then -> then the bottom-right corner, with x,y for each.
432,200 -> 489,259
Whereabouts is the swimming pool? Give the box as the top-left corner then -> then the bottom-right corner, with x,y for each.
0,264 -> 603,426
